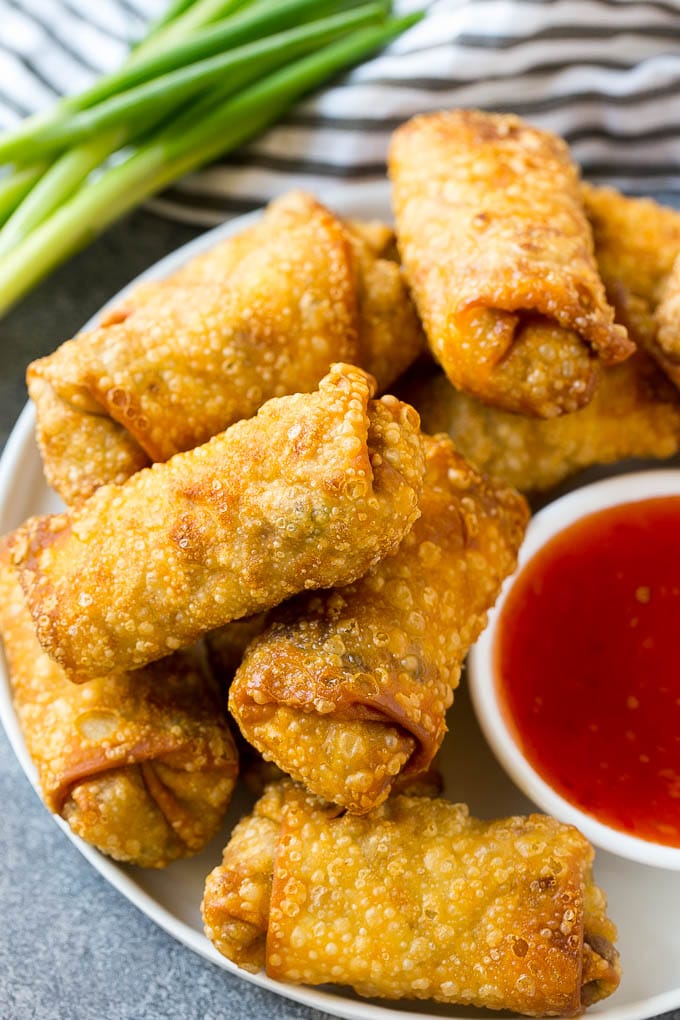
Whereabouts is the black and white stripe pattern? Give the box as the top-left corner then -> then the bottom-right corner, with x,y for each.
2,0 -> 680,224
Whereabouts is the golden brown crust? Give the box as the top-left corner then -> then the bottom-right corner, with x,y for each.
229,435 -> 527,812
583,182 -> 680,388
28,371 -> 149,506
29,192 -> 424,503
8,365 -> 425,682
406,356 -> 680,493
202,782 -> 290,971
344,220 -> 425,388
656,253 -> 680,366
389,110 -> 632,417
403,185 -> 680,493
203,782 -> 621,1014
0,554 -> 238,867
205,614 -> 285,795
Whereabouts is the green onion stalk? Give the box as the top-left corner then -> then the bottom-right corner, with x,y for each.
0,4 -> 386,253
0,1 -> 255,167
0,0 -> 383,165
0,10 -> 420,316
0,164 -> 47,227
0,3 -> 387,163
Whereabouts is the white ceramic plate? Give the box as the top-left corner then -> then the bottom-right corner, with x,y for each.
1,181 -> 680,1020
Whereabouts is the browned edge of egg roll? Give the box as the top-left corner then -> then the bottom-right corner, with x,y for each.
389,109 -> 632,418
229,434 -> 528,812
0,548 -> 238,867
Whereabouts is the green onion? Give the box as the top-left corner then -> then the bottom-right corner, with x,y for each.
135,0 -> 255,57
0,3 -> 386,250
142,0 -> 201,39
0,0 -> 382,165
92,0 -> 386,106
0,16 -> 420,317
0,165 -> 47,227
0,4 -> 386,162
0,0 -> 261,162
0,132 -> 121,257
0,3 -> 421,316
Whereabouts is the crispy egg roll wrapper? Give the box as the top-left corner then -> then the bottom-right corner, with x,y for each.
229,434 -> 527,812
202,782 -> 620,1014
407,355 -> 680,493
28,373 -> 150,504
29,192 -> 424,504
205,616 -> 285,794
203,781 -> 286,970
0,555 -> 238,868
657,254 -> 680,364
583,183 -> 680,388
8,365 -> 425,683
404,184 -> 680,493
389,110 -> 632,418
206,615 -> 446,798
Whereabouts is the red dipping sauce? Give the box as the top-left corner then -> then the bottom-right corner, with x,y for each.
495,495 -> 680,848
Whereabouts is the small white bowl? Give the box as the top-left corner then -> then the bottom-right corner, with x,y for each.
469,469 -> 680,871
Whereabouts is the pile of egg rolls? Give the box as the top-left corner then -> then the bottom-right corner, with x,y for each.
20,107 -> 680,1012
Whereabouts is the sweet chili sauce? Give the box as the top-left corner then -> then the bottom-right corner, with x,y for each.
495,495 -> 680,847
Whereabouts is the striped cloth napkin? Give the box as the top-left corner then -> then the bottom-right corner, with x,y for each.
2,0 -> 680,225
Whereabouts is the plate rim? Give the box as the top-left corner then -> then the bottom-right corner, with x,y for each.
1,179 -> 680,1020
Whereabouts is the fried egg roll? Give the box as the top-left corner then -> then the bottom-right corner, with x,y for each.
29,191 -> 424,504
229,434 -> 527,813
202,782 -> 621,1015
404,185 -> 680,493
0,555 -> 238,868
583,183 -> 680,388
407,355 -> 680,493
389,110 -> 632,418
204,616 -> 284,794
9,365 -> 425,683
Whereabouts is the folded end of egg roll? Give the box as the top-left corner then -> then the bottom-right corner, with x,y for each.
27,367 -> 149,505
389,110 -> 633,417
0,551 -> 239,867
202,781 -> 290,971
229,695 -> 417,815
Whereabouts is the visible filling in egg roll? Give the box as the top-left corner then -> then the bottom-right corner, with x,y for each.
9,365 -> 425,682
229,434 -> 527,812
